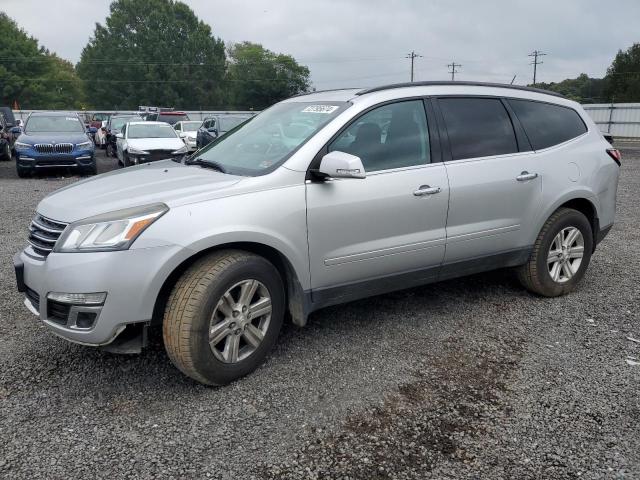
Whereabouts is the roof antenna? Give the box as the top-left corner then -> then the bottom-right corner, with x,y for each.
510,75 -> 517,85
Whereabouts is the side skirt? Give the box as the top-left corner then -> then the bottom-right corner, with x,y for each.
304,247 -> 532,316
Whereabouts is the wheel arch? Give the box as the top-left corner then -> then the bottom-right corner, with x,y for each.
152,241 -> 310,329
536,194 -> 600,252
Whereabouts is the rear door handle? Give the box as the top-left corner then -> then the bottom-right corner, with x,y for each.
516,171 -> 538,182
413,185 -> 441,196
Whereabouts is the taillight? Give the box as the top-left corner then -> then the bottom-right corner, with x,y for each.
607,148 -> 621,166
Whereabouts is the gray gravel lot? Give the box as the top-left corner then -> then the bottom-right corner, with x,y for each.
0,147 -> 638,479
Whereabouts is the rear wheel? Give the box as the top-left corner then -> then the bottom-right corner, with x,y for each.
163,250 -> 285,385
106,143 -> 115,158
517,208 -> 593,297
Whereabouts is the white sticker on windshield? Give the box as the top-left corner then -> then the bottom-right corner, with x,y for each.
302,105 -> 339,114
66,117 -> 78,121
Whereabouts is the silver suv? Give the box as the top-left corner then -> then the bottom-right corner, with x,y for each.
14,82 -> 620,385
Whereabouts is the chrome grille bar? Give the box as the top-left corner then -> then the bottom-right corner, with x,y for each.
27,214 -> 68,258
33,143 -> 74,154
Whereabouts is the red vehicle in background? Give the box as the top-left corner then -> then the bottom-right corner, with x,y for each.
89,112 -> 110,129
138,106 -> 189,125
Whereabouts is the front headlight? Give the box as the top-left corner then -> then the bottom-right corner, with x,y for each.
172,145 -> 188,154
14,141 -> 31,151
54,203 -> 168,253
128,147 -> 149,155
76,141 -> 93,149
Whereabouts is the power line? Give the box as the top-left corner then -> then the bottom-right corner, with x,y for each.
406,51 -> 422,82
447,61 -> 462,81
528,50 -> 546,86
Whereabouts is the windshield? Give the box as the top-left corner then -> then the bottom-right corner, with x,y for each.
191,101 -> 349,176
128,124 -> 177,139
219,116 -> 250,132
157,113 -> 188,125
111,116 -> 143,131
26,115 -> 84,133
179,121 -> 202,131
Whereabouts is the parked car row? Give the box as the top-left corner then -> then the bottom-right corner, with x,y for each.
5,106 -> 255,177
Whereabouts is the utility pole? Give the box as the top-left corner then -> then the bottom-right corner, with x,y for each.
406,51 -> 422,82
447,61 -> 461,81
528,50 -> 546,86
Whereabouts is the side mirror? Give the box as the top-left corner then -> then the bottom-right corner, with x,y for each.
116,133 -> 123,139
317,151 -> 366,179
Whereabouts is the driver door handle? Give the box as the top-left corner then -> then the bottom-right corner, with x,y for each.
413,185 -> 441,196
516,171 -> 538,182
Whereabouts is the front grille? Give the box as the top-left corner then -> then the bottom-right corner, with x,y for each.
25,287 -> 40,312
27,214 -> 68,257
145,150 -> 177,162
47,299 -> 70,325
34,143 -> 74,154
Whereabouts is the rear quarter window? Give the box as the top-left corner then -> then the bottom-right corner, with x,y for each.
508,99 -> 587,150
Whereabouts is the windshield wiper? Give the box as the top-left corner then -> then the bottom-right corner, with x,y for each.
185,157 -> 227,174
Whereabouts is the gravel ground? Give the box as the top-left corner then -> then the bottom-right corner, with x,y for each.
0,147 -> 638,479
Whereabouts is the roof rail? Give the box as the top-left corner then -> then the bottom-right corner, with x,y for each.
356,81 -> 564,98
289,87 -> 361,98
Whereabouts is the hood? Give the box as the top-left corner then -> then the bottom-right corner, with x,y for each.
19,132 -> 91,145
128,137 -> 185,151
37,160 -> 242,222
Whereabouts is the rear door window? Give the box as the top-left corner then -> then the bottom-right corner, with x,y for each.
439,97 -> 518,161
508,99 -> 587,150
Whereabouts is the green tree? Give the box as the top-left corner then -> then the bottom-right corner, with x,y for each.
604,43 -> 640,102
534,74 -> 608,103
0,13 -> 84,109
226,42 -> 311,110
77,0 -> 226,110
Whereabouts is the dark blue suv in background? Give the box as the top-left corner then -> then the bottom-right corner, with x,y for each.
14,112 -> 96,178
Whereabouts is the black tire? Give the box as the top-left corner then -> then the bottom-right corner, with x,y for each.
517,208 -> 593,297
83,162 -> 98,176
106,143 -> 114,158
163,250 -> 285,385
123,152 -> 131,167
16,163 -> 31,178
0,141 -> 11,161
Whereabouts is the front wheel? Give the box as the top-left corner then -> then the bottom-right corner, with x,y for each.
163,250 -> 285,385
517,208 -> 593,297
0,141 -> 11,161
123,152 -> 131,167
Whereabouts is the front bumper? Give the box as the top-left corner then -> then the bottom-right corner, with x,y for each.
16,151 -> 95,169
16,244 -> 186,346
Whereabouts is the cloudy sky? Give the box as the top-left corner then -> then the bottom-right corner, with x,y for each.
2,0 -> 639,89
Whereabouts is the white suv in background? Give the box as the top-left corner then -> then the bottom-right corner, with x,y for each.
15,82 -> 620,385
173,120 -> 202,152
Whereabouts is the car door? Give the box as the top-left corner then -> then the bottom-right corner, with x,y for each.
116,123 -> 127,162
197,119 -> 209,146
435,96 -> 542,268
306,99 -> 450,305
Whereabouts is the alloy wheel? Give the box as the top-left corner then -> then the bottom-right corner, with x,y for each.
547,226 -> 584,283
209,279 -> 272,363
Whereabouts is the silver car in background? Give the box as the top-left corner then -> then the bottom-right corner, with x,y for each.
14,82 -> 620,385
